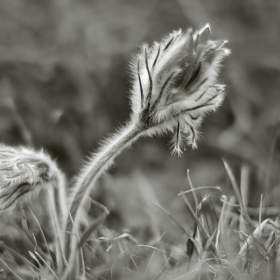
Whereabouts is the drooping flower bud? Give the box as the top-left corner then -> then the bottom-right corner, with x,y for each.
0,144 -> 65,215
130,24 -> 230,155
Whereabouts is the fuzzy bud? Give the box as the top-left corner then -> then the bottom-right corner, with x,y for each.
0,144 -> 65,215
130,24 -> 230,155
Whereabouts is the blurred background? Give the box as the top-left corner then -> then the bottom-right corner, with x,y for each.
0,0 -> 279,241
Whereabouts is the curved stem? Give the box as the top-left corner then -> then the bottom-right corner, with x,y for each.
68,121 -> 145,228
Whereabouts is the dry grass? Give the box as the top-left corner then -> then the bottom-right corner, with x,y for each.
1,159 -> 280,280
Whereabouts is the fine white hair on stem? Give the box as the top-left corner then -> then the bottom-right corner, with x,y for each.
68,123 -> 145,222
0,144 -> 66,217
67,25 -> 230,244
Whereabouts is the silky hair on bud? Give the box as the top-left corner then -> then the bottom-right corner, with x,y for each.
0,144 -> 66,215
129,24 -> 230,155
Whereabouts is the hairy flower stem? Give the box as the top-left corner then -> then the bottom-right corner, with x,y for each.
65,25 -> 229,263
67,121 -> 146,230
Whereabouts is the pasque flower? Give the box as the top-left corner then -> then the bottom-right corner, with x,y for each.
68,25 -> 230,232
130,24 -> 230,154
0,144 -> 65,214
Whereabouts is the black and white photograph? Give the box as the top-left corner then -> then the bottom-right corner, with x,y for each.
0,1 -> 279,279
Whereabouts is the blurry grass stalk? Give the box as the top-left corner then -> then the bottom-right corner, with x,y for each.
239,164 -> 250,245
223,159 -> 254,233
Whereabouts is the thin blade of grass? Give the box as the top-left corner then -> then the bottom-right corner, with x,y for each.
240,165 -> 250,245
89,198 -> 110,215
215,196 -> 227,250
78,205 -> 111,248
119,239 -> 140,272
29,207 -> 54,268
178,186 -> 222,196
144,232 -> 165,276
222,159 -> 253,231
150,201 -> 191,237
187,170 -> 199,211
28,251 -> 42,269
